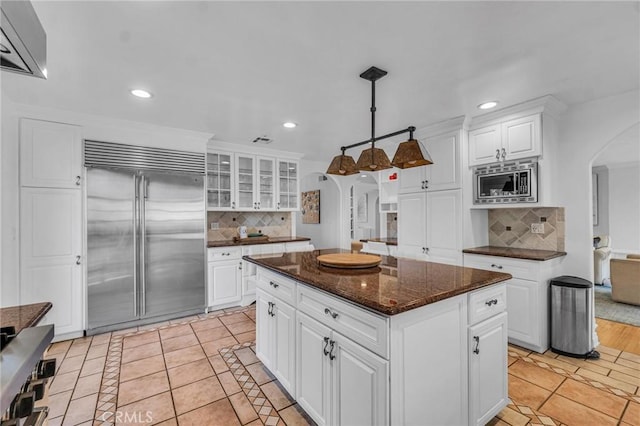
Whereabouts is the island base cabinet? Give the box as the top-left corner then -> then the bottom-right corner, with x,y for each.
296,312 -> 389,426
468,312 -> 508,426
255,289 -> 296,395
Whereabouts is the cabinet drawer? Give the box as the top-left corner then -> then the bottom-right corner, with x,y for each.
468,283 -> 507,325
256,269 -> 297,306
297,284 -> 389,359
463,254 -> 539,281
208,247 -> 242,261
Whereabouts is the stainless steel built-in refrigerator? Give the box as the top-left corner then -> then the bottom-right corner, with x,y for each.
85,141 -> 206,334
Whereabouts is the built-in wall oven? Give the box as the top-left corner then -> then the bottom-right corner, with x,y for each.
474,158 -> 538,204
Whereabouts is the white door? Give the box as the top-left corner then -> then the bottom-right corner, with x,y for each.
20,188 -> 83,335
296,312 -> 332,426
255,289 -> 274,369
468,124 -> 501,166
398,163 -> 427,194
469,312 -> 508,426
257,156 -> 276,210
236,154 -> 256,209
506,278 -> 539,345
426,132 -> 460,191
208,259 -> 241,307
397,192 -> 427,259
502,114 -> 541,160
426,190 -> 462,265
20,119 -> 82,189
331,333 -> 389,426
272,298 -> 296,395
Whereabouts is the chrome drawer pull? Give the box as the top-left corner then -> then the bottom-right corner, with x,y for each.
323,337 -> 330,356
485,299 -> 498,306
491,264 -> 503,269
324,308 -> 339,319
473,336 -> 480,354
329,340 -> 336,360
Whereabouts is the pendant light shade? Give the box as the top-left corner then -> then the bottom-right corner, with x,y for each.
356,146 -> 393,171
326,151 -> 359,175
391,138 -> 433,169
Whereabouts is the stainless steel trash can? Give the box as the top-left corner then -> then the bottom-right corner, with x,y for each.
550,276 -> 600,359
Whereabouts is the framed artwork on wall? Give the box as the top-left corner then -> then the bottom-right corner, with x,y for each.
301,190 -> 320,224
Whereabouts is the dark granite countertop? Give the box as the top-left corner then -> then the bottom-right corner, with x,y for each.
360,238 -> 398,246
208,236 -> 311,248
463,246 -> 567,261
0,302 -> 52,334
243,249 -> 511,316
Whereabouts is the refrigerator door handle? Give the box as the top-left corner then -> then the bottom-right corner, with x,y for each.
140,175 -> 147,316
133,174 -> 139,317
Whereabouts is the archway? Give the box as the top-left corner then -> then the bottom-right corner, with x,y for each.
297,172 -> 341,249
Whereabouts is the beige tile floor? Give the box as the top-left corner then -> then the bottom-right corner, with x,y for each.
42,305 -> 640,426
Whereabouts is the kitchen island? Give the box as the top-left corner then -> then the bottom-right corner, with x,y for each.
244,249 -> 512,426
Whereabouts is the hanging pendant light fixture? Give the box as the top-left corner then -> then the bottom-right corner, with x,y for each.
326,66 -> 433,176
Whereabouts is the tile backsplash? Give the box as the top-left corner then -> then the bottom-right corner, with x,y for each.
207,211 -> 292,241
488,207 -> 565,251
387,213 -> 398,239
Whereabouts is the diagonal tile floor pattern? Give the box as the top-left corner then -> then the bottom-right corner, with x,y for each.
42,304 -> 640,426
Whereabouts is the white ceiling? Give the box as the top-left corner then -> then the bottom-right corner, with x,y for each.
3,1 -> 639,161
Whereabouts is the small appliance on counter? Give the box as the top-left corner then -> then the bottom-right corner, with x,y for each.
238,226 -> 248,239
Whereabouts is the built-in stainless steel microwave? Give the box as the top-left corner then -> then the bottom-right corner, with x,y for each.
473,159 -> 538,204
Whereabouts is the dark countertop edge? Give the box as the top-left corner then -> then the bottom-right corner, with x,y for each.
359,238 -> 398,246
0,302 -> 53,333
243,256 -> 512,316
462,246 -> 567,261
208,236 -> 311,248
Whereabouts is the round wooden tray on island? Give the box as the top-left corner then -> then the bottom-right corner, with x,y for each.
316,253 -> 382,269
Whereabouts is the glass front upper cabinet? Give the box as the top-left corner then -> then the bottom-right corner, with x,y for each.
207,152 -> 234,210
236,154 -> 255,210
278,160 -> 299,210
257,157 -> 275,210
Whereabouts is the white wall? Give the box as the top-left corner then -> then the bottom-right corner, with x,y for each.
556,90 -> 640,280
608,163 -> 640,253
592,166 -> 610,237
1,99 -> 212,307
296,173 -> 341,249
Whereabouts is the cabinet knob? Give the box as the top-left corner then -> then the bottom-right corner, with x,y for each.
76,255 -> 81,265
495,149 -> 500,160
329,339 -> 336,360
257,201 -> 261,209
501,148 -> 506,159
473,336 -> 480,354
75,176 -> 81,186
232,202 -> 236,209
269,281 -> 279,288
277,202 -> 280,210
490,264 -> 503,269
425,180 -> 429,189
323,336 -> 330,356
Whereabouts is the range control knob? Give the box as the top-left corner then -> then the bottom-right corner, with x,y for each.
10,391 -> 34,419
35,359 -> 56,379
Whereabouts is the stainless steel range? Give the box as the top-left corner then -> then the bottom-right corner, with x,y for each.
0,325 -> 56,425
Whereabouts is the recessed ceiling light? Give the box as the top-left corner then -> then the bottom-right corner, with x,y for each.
478,101 -> 498,110
283,122 -> 297,129
131,89 -> 153,98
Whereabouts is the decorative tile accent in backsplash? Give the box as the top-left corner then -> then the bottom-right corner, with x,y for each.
207,211 -> 292,241
387,213 -> 398,239
489,207 -> 565,251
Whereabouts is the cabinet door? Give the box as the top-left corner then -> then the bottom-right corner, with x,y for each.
272,298 -> 296,395
20,188 -> 83,335
397,192 -> 427,259
469,312 -> 508,426
257,156 -> 276,210
506,278 -> 539,345
207,152 -> 235,210
255,289 -> 274,369
331,333 -> 389,426
425,132 -> 460,191
398,164 -> 427,194
236,154 -> 256,209
468,124 -> 501,166
426,190 -> 462,265
502,114 -> 541,160
20,119 -> 82,189
278,160 -> 299,210
297,312 -> 332,426
208,259 -> 241,308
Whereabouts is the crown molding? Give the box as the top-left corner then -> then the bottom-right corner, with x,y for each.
209,139 -> 304,160
469,95 -> 568,129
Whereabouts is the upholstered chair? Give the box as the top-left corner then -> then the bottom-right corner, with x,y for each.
593,236 -> 612,285
610,255 -> 640,306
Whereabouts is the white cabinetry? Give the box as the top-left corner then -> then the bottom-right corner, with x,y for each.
256,287 -> 296,394
278,159 -> 299,211
207,247 -> 242,310
20,119 -> 82,188
399,130 -> 461,194
235,154 -> 277,210
469,114 -> 541,166
19,119 -> 84,339
463,253 -> 563,352
398,189 -> 462,264
206,152 -> 235,210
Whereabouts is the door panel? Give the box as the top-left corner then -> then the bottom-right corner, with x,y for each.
142,172 -> 205,317
87,168 -> 137,329
273,299 -> 296,395
506,278 -> 538,344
